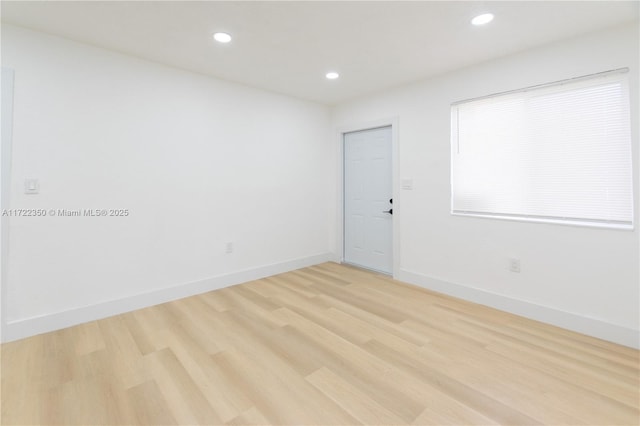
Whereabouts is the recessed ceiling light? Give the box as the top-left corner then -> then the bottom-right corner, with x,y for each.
213,32 -> 232,43
471,13 -> 494,26
326,72 -> 339,80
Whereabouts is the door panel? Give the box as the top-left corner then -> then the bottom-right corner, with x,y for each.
344,126 -> 392,274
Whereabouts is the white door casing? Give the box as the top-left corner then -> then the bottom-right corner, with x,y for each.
1,68 -> 15,342
343,126 -> 393,274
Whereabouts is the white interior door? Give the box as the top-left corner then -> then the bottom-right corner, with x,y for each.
343,126 -> 393,274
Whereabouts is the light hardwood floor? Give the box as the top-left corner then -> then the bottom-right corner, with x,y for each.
1,262 -> 639,425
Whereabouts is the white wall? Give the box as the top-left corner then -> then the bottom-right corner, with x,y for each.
1,25 -> 333,340
3,22 -> 639,348
331,23 -> 640,348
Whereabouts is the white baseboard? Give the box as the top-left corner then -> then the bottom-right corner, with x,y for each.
3,253 -> 334,343
6,257 -> 637,349
398,269 -> 640,349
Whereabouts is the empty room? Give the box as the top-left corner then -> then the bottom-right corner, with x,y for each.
1,1 -> 639,425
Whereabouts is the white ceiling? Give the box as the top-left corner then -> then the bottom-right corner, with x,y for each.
1,1 -> 638,105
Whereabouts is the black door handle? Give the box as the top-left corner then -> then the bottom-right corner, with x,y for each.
383,209 -> 393,215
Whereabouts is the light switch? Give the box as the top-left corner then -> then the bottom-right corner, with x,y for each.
401,178 -> 414,190
25,179 -> 39,194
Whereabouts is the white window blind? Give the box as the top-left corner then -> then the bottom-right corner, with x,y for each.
451,69 -> 633,229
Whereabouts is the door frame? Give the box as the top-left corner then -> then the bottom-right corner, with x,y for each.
1,68 -> 15,342
336,117 -> 400,278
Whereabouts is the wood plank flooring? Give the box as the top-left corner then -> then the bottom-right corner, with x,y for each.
2,262 -> 639,425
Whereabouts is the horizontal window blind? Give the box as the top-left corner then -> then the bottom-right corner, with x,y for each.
451,70 -> 633,229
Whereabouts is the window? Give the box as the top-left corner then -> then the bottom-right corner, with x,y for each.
451,69 -> 633,229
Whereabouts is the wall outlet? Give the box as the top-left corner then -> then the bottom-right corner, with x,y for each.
225,242 -> 234,254
509,258 -> 521,273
